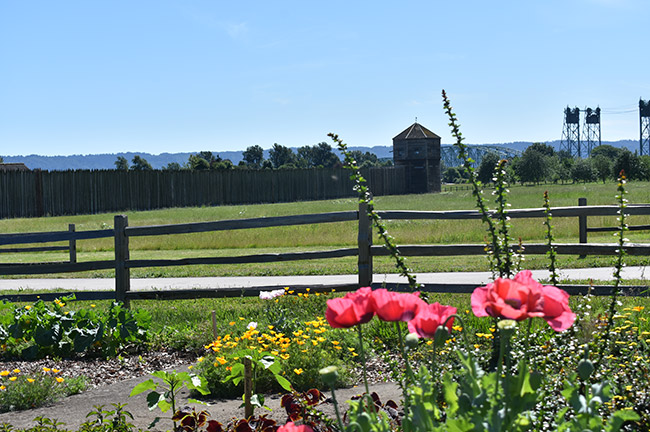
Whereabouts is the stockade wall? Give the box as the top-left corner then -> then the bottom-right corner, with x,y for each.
0,167 -> 407,219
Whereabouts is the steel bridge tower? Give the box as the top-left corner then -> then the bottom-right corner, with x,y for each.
561,107 -> 581,157
641,99 -> 650,156
583,107 -> 601,156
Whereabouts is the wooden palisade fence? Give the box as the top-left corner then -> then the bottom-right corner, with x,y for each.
0,167 -> 406,218
1,199 -> 650,304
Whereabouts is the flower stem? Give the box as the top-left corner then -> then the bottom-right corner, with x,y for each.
356,324 -> 370,395
329,386 -> 345,432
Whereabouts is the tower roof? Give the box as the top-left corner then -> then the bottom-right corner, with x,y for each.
393,122 -> 440,140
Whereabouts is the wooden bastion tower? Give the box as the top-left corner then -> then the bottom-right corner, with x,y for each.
392,122 -> 442,193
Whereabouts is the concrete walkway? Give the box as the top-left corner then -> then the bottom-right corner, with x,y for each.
0,266 -> 648,292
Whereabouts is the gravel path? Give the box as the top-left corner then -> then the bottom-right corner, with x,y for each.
0,353 -> 401,431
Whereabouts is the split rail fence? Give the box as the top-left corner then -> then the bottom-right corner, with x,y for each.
1,198 -> 650,304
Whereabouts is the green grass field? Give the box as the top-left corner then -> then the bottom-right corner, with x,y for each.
2,181 -> 650,278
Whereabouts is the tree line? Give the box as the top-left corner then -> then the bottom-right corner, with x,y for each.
114,143 -> 392,171
442,143 -> 650,185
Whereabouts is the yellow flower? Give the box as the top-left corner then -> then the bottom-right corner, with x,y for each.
55,377 -> 65,383
0,371 -> 9,377
90,304 -> 96,308
52,369 -> 61,374
9,377 -> 17,382
229,321 -> 236,326
280,354 -> 290,360
25,305 -> 32,310
27,378 -> 35,383
12,369 -> 20,374
0,386 -> 4,390
42,367 -> 51,372
294,368 -> 304,375
197,357 -> 205,363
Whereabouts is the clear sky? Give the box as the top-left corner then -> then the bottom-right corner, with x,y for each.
1,0 -> 648,156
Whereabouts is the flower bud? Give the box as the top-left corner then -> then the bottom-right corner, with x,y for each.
404,333 -> 419,349
319,366 -> 339,387
497,319 -> 517,338
434,326 -> 449,347
577,359 -> 594,381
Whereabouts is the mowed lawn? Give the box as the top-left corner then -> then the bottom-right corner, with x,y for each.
2,181 -> 650,279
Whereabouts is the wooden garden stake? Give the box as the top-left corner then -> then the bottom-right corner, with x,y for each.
243,357 -> 253,418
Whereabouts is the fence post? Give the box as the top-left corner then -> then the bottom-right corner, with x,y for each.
114,215 -> 130,308
578,198 -> 587,258
68,224 -> 77,264
358,201 -> 373,287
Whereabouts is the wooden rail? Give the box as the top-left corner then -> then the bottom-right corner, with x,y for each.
1,198 -> 649,303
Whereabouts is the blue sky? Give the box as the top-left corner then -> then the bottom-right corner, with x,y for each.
1,0 -> 648,156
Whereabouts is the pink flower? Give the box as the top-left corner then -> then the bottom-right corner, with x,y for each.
326,287 -> 374,328
370,289 -> 426,322
514,271 -> 575,332
408,302 -> 457,338
277,421 -> 314,432
471,270 -> 575,331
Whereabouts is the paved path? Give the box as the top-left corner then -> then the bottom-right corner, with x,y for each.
1,266 -> 649,292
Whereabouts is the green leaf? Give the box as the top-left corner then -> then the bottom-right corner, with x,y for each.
259,355 -> 276,370
223,363 -> 244,385
249,394 -> 265,409
187,398 -> 208,406
188,375 -> 209,395
273,373 -> 292,392
607,409 -> 640,431
146,391 -> 164,410
151,370 -> 169,380
130,379 -> 157,397
157,399 -> 172,413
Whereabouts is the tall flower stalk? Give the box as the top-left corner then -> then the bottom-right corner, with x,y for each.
595,171 -> 629,371
328,132 -> 420,291
442,90 -> 516,278
543,191 -> 559,286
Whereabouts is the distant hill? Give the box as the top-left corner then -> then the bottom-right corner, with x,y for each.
1,140 -> 640,171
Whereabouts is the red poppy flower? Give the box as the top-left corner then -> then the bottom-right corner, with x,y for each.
407,302 -> 457,338
514,270 -> 575,331
326,287 -> 374,328
471,270 -> 575,331
277,422 -> 314,432
370,289 -> 426,322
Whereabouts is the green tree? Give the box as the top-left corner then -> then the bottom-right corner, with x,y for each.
296,146 -> 315,168
295,143 -> 340,168
442,166 -> 468,183
163,162 -> 182,171
591,144 -> 623,160
213,159 -> 234,170
515,150 -> 548,184
268,143 -> 296,169
591,155 -> 612,184
571,158 -> 595,183
612,149 -> 647,180
526,142 -> 555,157
477,152 -> 501,184
188,154 -> 210,170
242,145 -> 264,169
130,155 -> 153,171
312,142 -> 340,168
114,156 -> 129,171
348,150 -> 380,168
